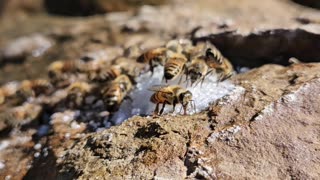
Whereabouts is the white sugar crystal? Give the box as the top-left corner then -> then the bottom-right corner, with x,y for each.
110,66 -> 239,125
34,152 -> 41,158
0,140 -> 10,151
34,143 -> 42,150
0,161 -> 5,170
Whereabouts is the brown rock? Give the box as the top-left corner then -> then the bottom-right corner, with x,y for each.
0,0 -> 43,18
58,63 -> 320,178
0,130 -> 36,180
0,34 -> 53,63
1,0 -> 320,179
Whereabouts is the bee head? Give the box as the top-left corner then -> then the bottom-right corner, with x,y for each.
179,90 -> 193,106
48,70 -> 56,79
189,70 -> 202,84
104,97 -> 119,112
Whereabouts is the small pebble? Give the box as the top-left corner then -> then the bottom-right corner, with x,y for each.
65,133 -> 71,139
37,125 -> 50,137
43,149 -> 49,157
34,143 -> 42,150
34,152 -> 41,158
63,115 -> 72,122
85,96 -> 96,104
96,128 -> 106,132
71,121 -> 81,129
0,161 -> 5,170
0,141 -> 10,151
99,111 -> 110,117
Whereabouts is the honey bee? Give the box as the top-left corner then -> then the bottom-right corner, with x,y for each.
136,47 -> 167,73
1,103 -> 42,128
166,39 -> 193,56
149,85 -> 195,115
205,47 -> 234,82
17,79 -> 52,100
113,57 -> 144,78
66,82 -> 94,108
165,40 -> 183,53
86,64 -> 122,82
48,60 -> 83,82
0,81 -> 20,105
123,44 -> 143,59
164,52 -> 188,83
101,75 -> 133,112
186,56 -> 211,86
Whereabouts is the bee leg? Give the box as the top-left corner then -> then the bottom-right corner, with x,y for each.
160,102 -> 166,115
124,96 -> 133,102
191,100 -> 196,114
183,103 -> 188,115
200,75 -> 207,87
153,103 -> 160,116
194,75 -> 203,87
185,74 -> 189,87
200,78 -> 205,87
171,102 -> 176,113
215,73 -> 222,85
200,69 -> 213,87
220,72 -> 233,81
218,73 -> 227,82
150,63 -> 154,76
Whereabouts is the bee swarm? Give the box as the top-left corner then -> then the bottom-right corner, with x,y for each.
0,39 -> 238,131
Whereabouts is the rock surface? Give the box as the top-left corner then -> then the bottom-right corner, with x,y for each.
58,63 -> 320,179
0,0 -> 320,179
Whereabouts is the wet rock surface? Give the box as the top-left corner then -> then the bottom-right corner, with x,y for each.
0,0 -> 320,179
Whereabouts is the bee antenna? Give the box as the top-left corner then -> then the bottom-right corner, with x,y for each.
193,80 -> 201,87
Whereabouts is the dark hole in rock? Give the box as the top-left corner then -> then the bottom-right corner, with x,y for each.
184,155 -> 198,176
44,0 -> 169,16
291,0 -> 320,9
135,122 -> 167,139
192,29 -> 320,71
23,148 -> 58,179
135,145 -> 152,155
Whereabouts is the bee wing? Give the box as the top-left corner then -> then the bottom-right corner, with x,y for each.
148,85 -> 170,92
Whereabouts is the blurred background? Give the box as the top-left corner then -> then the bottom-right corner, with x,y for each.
1,0 -> 320,85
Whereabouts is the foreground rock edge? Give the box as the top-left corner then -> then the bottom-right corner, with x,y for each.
57,63 -> 320,179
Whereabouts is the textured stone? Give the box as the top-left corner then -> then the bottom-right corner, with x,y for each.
58,63 -> 320,179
